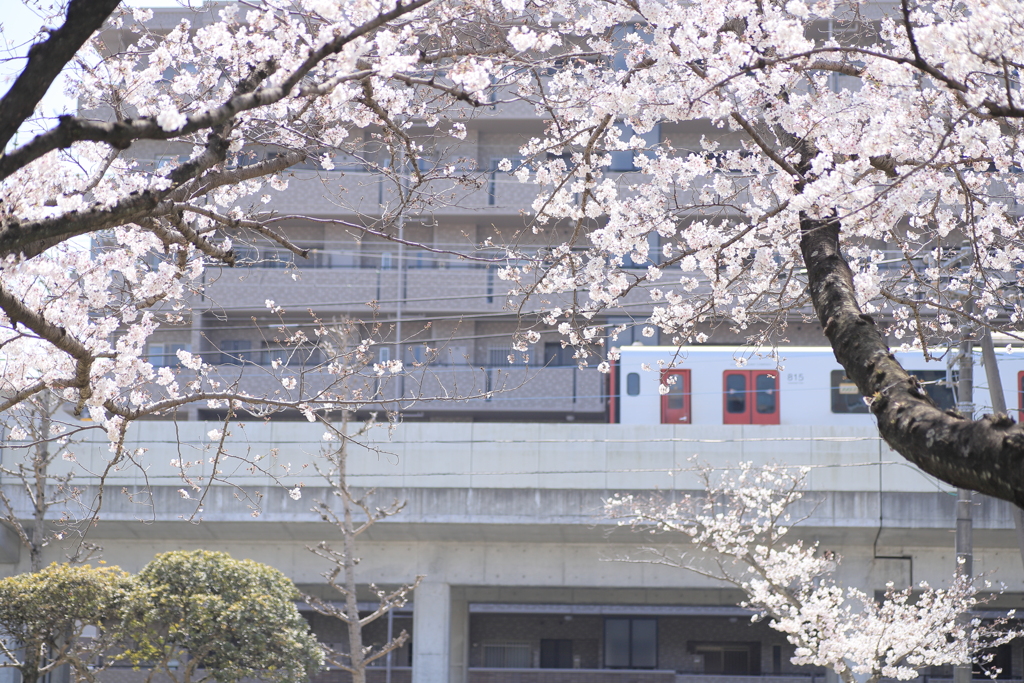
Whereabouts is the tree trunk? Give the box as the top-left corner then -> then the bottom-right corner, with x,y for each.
338,411 -> 367,683
799,212 -> 1024,507
20,642 -> 42,683
30,407 -> 51,572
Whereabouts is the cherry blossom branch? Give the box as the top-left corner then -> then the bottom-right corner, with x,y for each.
172,205 -> 309,259
0,0 -> 437,182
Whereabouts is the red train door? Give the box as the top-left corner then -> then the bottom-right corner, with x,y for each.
723,370 -> 779,424
1018,371 -> 1024,420
660,369 -> 691,424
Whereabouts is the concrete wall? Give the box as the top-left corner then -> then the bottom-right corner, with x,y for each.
2,422 -> 1020,683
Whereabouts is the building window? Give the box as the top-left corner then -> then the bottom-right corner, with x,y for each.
545,342 -> 573,366
489,347 -> 527,366
540,639 -> 573,669
148,343 -> 190,367
218,340 -> 252,365
608,122 -> 660,172
261,344 -> 322,368
483,642 -> 531,668
488,157 -> 524,206
690,642 -> 761,675
976,642 -> 1013,679
607,317 -> 658,346
604,617 -> 657,669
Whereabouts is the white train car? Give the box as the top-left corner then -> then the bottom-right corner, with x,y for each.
610,345 -> 1024,426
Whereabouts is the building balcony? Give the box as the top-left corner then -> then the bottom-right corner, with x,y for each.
311,668 -> 412,683
195,363 -> 608,418
200,263 -> 509,314
200,252 -> 662,315
468,669 -> 677,683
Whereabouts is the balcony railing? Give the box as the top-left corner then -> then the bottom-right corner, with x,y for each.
468,669 -> 677,683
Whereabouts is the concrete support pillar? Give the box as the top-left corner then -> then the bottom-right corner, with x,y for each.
449,588 -> 469,683
412,582 -> 450,683
187,312 -> 203,421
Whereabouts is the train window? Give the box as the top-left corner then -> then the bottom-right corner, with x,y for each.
830,369 -> 955,413
626,373 -> 641,396
755,374 -> 776,414
910,370 -> 956,411
660,370 -> 691,423
725,374 -> 746,414
831,371 -> 868,413
724,371 -> 779,424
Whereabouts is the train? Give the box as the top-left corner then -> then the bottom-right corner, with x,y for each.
608,345 -> 1024,426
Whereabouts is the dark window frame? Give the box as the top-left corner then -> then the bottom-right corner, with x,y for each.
688,641 -> 761,676
604,617 -> 657,669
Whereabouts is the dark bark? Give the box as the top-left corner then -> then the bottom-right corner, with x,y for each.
0,0 -> 121,151
799,212 -> 1024,508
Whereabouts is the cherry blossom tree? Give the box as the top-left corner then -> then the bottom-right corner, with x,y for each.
5,0 -> 1024,507
300,321 -> 421,683
305,410 -> 422,683
489,0 -> 1024,506
0,0 -> 520,504
0,393 -> 97,571
605,462 -> 1020,683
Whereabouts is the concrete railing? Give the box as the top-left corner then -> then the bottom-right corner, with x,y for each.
468,669 -> 677,683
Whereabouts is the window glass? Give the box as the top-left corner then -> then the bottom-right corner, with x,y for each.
158,343 -> 190,367
626,373 -> 641,396
725,374 -> 746,413
831,370 -> 867,413
831,369 -> 955,413
691,643 -> 760,676
604,619 -> 631,668
755,373 -> 776,414
545,342 -> 570,366
605,618 -> 657,668
666,379 -> 684,409
219,340 -> 251,365
910,370 -> 956,411
722,647 -> 751,675
540,639 -> 573,669
483,643 -> 531,668
631,619 -> 657,668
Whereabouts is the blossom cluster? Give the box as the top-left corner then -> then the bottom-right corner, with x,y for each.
606,462 -> 1019,683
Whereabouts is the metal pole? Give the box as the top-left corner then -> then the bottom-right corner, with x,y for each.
385,608 -> 394,683
395,153 -> 406,404
980,330 -> 1024,569
954,340 -> 974,683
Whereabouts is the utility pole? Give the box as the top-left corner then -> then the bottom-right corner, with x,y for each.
954,339 -> 973,683
980,330 -> 1024,569
394,151 -> 406,404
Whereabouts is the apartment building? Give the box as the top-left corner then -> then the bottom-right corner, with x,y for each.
120,4 -> 849,426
